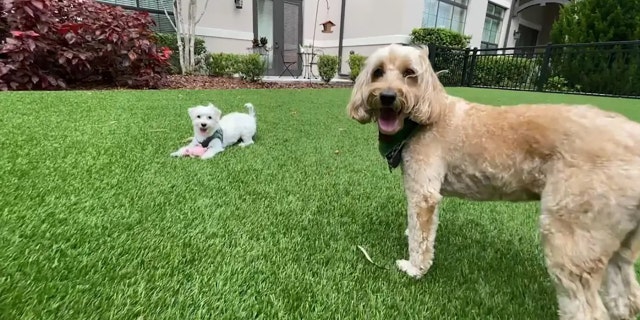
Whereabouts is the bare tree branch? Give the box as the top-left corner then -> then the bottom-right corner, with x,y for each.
157,0 -> 177,31
195,0 -> 210,25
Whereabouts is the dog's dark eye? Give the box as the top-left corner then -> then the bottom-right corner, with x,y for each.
207,116 -> 212,120
403,68 -> 416,77
372,67 -> 384,79
197,115 -> 201,119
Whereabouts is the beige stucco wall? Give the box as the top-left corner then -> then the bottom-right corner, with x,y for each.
181,0 -> 254,54
305,0 -> 424,73
185,0 -> 561,75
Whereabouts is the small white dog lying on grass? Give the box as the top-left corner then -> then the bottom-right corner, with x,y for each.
170,102 -> 257,159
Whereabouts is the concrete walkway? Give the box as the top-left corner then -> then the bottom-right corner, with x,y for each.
262,76 -> 352,85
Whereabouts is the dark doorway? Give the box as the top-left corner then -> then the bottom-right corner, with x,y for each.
515,24 -> 540,57
254,0 -> 303,76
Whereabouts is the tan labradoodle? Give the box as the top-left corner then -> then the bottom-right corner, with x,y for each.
346,43 -> 640,320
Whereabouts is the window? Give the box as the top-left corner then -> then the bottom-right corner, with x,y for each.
480,3 -> 506,51
422,0 -> 468,33
98,0 -> 176,33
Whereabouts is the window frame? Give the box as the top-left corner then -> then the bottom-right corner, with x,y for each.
422,0 -> 469,33
480,2 -> 506,50
97,0 -> 176,33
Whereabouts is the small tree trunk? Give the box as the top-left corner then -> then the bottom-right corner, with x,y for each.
189,0 -> 196,74
161,0 -> 209,75
182,0 -> 194,74
173,0 -> 186,75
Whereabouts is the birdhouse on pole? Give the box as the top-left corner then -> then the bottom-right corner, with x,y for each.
320,20 -> 336,33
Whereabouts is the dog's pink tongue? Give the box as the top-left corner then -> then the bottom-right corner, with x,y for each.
378,108 -> 400,134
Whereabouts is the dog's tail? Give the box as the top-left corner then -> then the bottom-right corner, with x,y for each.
245,103 -> 256,118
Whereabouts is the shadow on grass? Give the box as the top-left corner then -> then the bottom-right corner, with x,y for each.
421,212 -> 557,318
358,198 -> 558,319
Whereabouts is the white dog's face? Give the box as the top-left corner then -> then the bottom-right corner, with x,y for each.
346,44 -> 445,135
188,103 -> 222,137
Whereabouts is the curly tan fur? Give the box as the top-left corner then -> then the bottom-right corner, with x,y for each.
347,44 -> 640,320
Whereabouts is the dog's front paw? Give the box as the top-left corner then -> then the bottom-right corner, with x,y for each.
200,153 -> 216,160
170,151 -> 182,157
395,259 -> 427,279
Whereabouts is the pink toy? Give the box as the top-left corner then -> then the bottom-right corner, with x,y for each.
184,145 -> 207,157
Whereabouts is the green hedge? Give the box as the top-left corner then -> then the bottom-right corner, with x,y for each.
547,44 -> 640,96
154,33 -> 208,74
471,56 -> 539,88
239,53 -> 267,82
317,55 -> 339,83
409,27 -> 470,49
205,53 -> 266,82
206,53 -> 242,77
347,52 -> 367,81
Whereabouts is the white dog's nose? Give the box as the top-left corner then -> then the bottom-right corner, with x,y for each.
200,123 -> 207,127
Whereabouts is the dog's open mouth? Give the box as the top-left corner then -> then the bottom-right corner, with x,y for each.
378,107 -> 402,135
199,127 -> 208,133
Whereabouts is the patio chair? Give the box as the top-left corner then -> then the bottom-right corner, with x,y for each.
308,48 -> 324,79
279,49 -> 299,78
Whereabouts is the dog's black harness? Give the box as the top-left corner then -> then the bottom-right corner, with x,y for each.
198,129 -> 223,148
378,118 -> 422,172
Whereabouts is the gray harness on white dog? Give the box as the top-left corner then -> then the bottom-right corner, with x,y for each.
198,129 -> 223,148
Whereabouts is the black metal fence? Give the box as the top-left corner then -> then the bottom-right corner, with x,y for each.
428,40 -> 640,99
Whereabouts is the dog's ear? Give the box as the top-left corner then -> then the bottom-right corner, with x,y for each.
211,107 -> 222,120
187,107 -> 198,120
410,49 -> 446,125
346,59 -> 373,124
419,45 -> 429,57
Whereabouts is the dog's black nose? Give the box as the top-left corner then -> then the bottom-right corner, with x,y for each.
379,89 -> 396,106
200,123 -> 207,127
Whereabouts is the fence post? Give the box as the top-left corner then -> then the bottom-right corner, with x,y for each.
466,47 -> 479,87
536,42 -> 553,92
460,47 -> 471,86
427,43 -> 436,64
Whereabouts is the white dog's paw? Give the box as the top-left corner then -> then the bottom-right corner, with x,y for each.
170,151 -> 181,157
200,153 -> 215,160
395,259 -> 426,279
404,228 -> 409,236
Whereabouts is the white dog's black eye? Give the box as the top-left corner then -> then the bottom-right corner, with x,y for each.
372,67 -> 384,79
403,69 -> 416,77
207,116 -> 212,120
197,115 -> 201,119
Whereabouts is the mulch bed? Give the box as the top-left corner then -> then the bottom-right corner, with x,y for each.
65,75 -> 354,91
161,75 -> 354,90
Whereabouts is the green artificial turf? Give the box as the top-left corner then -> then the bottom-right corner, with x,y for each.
1,87 -> 639,319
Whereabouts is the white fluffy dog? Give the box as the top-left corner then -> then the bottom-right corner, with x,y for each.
170,102 -> 257,159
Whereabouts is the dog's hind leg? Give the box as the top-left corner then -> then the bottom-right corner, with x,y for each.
601,224 -> 640,320
238,134 -> 254,147
540,210 -> 616,320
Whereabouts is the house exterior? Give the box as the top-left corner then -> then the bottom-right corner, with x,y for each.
99,0 -> 571,77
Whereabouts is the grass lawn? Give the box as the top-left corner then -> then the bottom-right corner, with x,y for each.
1,87 -> 639,319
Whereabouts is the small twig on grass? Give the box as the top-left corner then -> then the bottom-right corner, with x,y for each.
91,121 -> 117,127
357,245 -> 388,270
